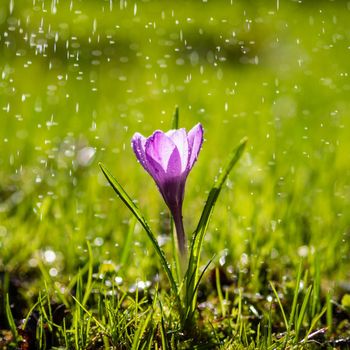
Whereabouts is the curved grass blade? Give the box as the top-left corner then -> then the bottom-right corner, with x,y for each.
82,242 -> 93,306
185,137 -> 247,323
295,285 -> 312,341
172,106 -> 179,129
183,256 -> 214,326
5,294 -> 18,341
131,289 -> 158,350
190,137 -> 247,262
270,282 -> 288,328
99,162 -> 178,297
131,306 -> 153,350
283,260 -> 302,347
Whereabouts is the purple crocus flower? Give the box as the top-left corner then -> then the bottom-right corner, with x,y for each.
131,123 -> 203,256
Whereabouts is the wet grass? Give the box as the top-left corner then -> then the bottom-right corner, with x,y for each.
1,0 -> 350,348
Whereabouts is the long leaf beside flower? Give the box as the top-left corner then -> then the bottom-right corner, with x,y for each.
99,162 -> 179,297
184,137 -> 247,327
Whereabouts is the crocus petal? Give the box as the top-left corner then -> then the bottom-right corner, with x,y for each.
187,123 -> 204,169
166,128 -> 189,172
145,131 -> 176,172
131,132 -> 149,171
166,146 -> 184,177
144,153 -> 167,187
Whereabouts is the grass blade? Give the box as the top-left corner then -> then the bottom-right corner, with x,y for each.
304,305 -> 327,340
71,295 -> 107,332
326,291 -> 333,334
215,267 -> 226,318
99,163 -> 178,298
131,307 -> 153,350
183,257 -> 213,326
295,285 -> 312,340
172,105 -> 179,129
311,254 -> 321,317
269,282 -> 288,329
158,300 -> 169,350
5,294 -> 18,341
185,137 -> 247,325
284,260 -> 302,347
82,241 -> 94,306
189,137 -> 247,267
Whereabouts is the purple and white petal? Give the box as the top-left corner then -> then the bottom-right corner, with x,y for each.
166,146 -> 184,177
144,153 -> 167,187
145,131 -> 176,172
131,132 -> 149,171
166,128 -> 189,173
187,123 -> 204,170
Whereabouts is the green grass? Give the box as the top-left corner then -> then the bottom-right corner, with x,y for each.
1,0 -> 350,348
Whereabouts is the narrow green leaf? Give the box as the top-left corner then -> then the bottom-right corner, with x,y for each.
183,257 -> 213,326
283,260 -> 302,347
159,320 -> 168,350
295,285 -> 312,340
5,294 -> 18,340
216,267 -> 226,318
326,291 -> 333,334
186,138 -> 247,316
304,305 -> 327,340
311,253 -> 321,317
270,282 -> 288,329
71,295 -> 107,332
23,299 -> 42,331
172,105 -> 179,129
184,137 -> 247,324
99,163 -> 178,297
36,256 -> 70,307
131,307 -> 153,350
82,241 -> 94,306
158,300 -> 169,350
189,137 -> 247,266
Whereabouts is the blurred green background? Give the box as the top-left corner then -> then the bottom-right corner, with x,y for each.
0,0 -> 349,288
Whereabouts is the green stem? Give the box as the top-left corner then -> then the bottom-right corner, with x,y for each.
172,205 -> 187,259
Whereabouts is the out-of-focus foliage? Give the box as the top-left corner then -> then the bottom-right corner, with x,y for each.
0,0 -> 349,347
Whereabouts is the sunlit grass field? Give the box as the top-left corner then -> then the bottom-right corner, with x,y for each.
1,0 -> 350,348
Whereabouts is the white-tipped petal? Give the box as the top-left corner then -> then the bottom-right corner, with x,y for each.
187,123 -> 204,169
131,132 -> 148,170
166,128 -> 188,172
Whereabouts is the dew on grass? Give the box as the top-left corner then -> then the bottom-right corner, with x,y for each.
297,245 -> 310,257
198,301 -> 215,312
49,267 -> 58,277
219,249 -> 228,266
28,257 -> 38,267
115,276 -> 123,285
157,234 -> 170,247
94,236 -> 104,247
43,249 -> 56,263
129,280 -> 152,293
